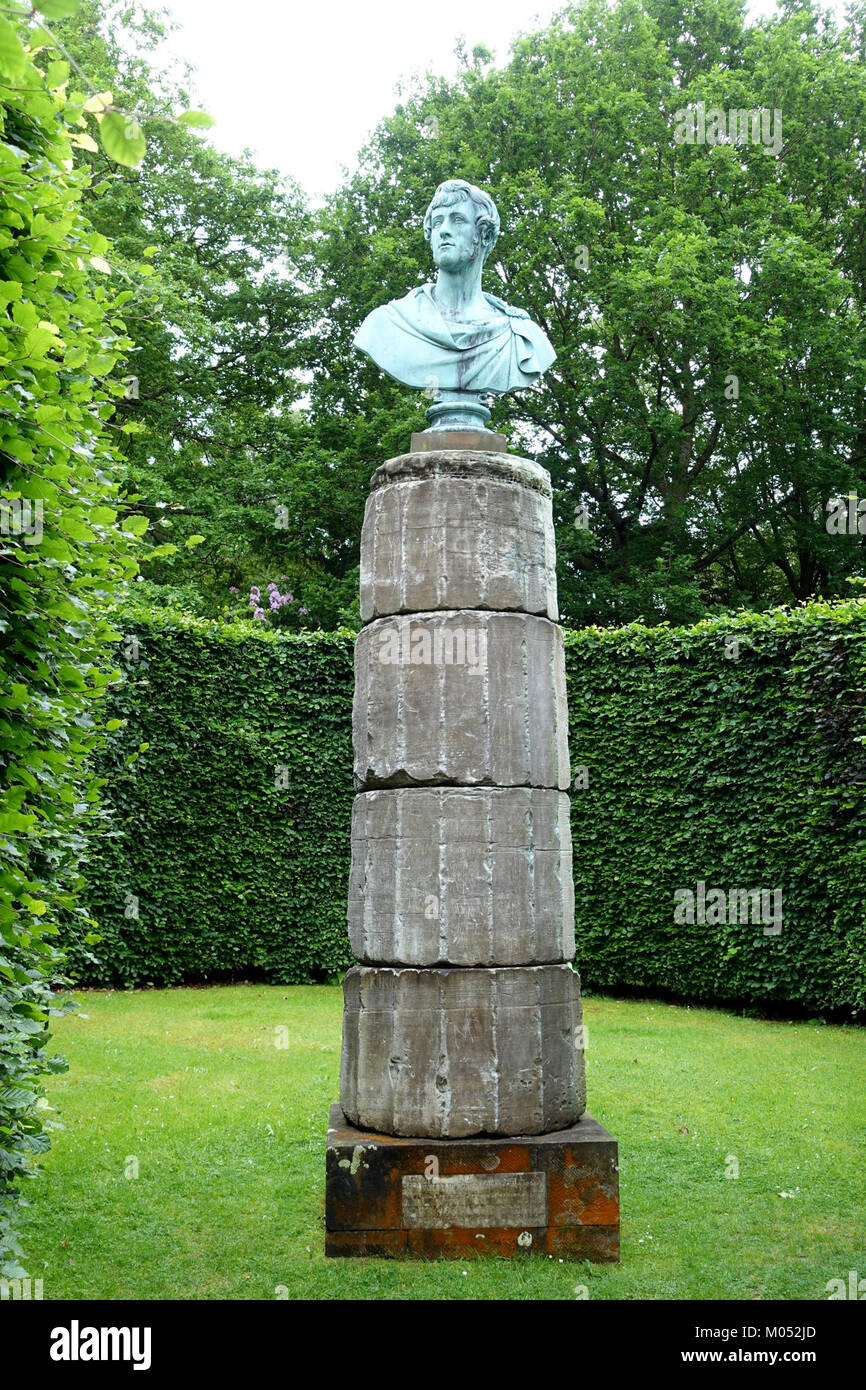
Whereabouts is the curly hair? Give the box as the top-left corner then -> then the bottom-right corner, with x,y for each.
423,180 -> 501,261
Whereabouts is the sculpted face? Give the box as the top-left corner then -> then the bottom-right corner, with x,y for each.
352,176 -> 556,411
429,196 -> 483,271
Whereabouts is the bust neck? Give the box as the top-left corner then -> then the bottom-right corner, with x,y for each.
432,264 -> 490,322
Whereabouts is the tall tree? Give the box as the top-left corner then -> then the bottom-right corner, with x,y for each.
53,1 -> 323,618
312,0 -> 866,626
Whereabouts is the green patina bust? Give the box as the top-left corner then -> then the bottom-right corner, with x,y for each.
353,179 -> 556,431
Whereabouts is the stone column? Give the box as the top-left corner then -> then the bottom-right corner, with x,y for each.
338,445 -> 586,1139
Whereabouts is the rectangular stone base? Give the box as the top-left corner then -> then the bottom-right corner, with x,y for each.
324,1103 -> 620,1261
410,428 -> 508,453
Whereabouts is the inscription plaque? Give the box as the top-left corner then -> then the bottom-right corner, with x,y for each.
401,1171 -> 547,1229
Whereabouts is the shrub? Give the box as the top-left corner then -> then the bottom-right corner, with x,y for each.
73,599 -> 866,1020
69,608 -> 355,987
0,17 -> 141,1272
565,596 -> 866,1016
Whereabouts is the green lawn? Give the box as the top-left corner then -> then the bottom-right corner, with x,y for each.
20,985 -> 866,1300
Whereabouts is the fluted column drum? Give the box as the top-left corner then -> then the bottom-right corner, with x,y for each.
340,964 -> 585,1139
360,450 -> 558,621
348,787 -> 575,966
339,447 -> 585,1138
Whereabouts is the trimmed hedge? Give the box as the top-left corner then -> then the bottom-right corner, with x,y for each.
566,597 -> 866,1016
73,599 -> 866,1017
70,609 -> 356,987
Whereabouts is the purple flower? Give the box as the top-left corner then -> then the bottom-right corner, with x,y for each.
229,586 -> 238,594
267,581 -> 277,592
249,586 -> 260,601
248,600 -> 257,609
299,607 -> 308,615
286,593 -> 294,603
253,606 -> 265,621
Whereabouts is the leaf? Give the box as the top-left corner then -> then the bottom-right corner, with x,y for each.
33,0 -> 81,17
0,17 -> 27,79
184,534 -> 205,548
89,256 -> 112,274
0,1087 -> 39,1110
82,90 -> 112,113
86,352 -> 116,376
97,110 -> 146,168
23,327 -> 57,358
45,60 -> 69,87
177,110 -> 216,129
1,685 -> 28,710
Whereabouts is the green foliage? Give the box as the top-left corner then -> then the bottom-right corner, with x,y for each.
45,1 -> 866,630
565,594 -> 866,1016
52,1 -> 319,613
74,600 -> 866,1018
312,0 -> 866,626
0,6 -> 141,1272
34,1 -> 82,22
70,608 -> 356,987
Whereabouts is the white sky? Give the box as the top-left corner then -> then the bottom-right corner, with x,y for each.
156,0 -> 849,202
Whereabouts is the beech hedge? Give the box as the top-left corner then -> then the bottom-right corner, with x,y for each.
72,598 -> 866,1017
566,596 -> 866,1017
70,609 -> 357,987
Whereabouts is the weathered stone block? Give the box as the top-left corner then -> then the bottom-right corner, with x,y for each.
353,611 -> 570,790
325,1103 -> 620,1262
360,457 -> 557,621
348,787 -> 575,966
339,964 -> 586,1138
370,448 -> 551,493
409,429 -> 507,453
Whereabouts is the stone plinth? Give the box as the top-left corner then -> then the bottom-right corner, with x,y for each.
360,453 -> 557,622
325,1104 -> 619,1261
331,440 -> 618,1262
340,963 -> 585,1138
353,611 -> 570,790
348,787 -> 575,966
370,448 -> 551,496
410,429 -> 507,453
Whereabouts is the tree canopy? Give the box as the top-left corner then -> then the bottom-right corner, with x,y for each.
35,0 -> 866,628
313,0 -> 866,626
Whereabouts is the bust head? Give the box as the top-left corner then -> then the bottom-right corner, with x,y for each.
423,180 -> 501,272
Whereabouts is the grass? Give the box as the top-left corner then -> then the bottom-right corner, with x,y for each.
19,984 -> 866,1300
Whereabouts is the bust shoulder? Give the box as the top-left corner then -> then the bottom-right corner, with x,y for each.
483,291 -> 530,320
